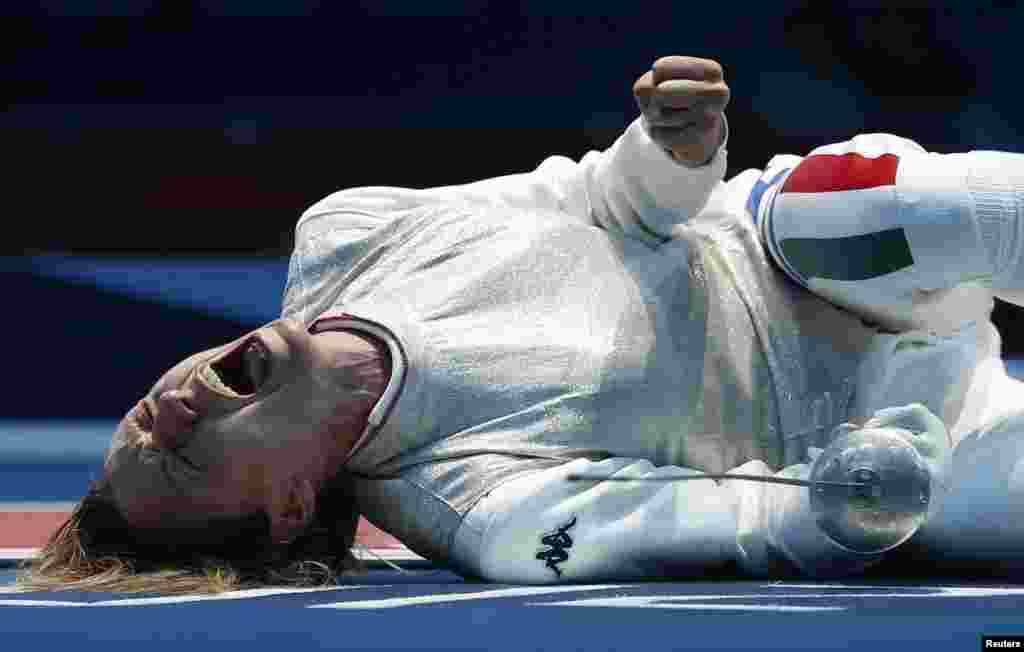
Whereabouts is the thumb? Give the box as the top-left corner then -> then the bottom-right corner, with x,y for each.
863,404 -> 952,494
863,403 -> 951,462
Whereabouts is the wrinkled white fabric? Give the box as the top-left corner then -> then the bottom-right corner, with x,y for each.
281,118 -> 1023,581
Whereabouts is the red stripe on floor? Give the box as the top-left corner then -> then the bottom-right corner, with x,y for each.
355,518 -> 408,549
0,512 -> 407,550
0,512 -> 68,547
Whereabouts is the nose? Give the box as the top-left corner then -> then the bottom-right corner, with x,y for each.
151,390 -> 198,450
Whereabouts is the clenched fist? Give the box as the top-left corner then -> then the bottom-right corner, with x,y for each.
633,56 -> 730,166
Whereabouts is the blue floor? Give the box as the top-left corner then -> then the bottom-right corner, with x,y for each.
1,570 -> 1022,651
3,406 -> 1024,650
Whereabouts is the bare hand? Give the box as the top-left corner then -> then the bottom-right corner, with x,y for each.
633,56 -> 730,166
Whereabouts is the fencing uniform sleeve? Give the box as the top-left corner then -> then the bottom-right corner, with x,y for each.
756,133 -> 1024,328
282,117 -> 727,317
451,458 -> 865,584
295,116 -> 727,245
451,403 -> 951,583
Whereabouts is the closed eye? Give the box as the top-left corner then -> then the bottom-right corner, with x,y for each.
160,450 -> 202,491
171,444 -> 203,474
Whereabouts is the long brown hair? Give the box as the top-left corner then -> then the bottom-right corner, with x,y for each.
15,473 -> 363,595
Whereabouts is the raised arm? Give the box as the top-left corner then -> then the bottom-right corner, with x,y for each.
295,57 -> 729,246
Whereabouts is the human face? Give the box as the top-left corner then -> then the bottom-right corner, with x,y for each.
104,318 -> 374,528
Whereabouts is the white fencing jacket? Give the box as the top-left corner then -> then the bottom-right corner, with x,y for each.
281,117 -> 1022,582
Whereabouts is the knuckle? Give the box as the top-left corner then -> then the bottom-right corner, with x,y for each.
701,83 -> 729,102
653,55 -> 684,69
650,57 -> 725,81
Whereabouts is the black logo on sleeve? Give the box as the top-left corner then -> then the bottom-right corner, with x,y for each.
535,515 -> 577,577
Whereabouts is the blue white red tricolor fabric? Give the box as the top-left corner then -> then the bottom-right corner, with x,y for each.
753,149 -> 913,291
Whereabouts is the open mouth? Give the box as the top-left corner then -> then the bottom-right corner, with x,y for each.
207,338 -> 268,396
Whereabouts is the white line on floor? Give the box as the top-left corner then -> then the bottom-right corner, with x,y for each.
312,584 -> 631,609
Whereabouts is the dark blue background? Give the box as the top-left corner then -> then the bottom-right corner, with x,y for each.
7,2 -> 1024,417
